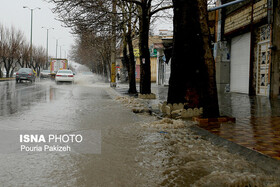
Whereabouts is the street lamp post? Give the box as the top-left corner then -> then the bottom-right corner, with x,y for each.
23,6 -> 41,66
53,38 -> 62,58
60,45 -> 65,58
42,27 -> 54,69
56,39 -> 59,58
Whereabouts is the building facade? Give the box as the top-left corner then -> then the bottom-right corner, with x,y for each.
215,0 -> 279,97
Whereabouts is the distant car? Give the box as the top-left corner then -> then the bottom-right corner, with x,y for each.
16,68 -> 36,83
40,70 -> 50,79
55,70 -> 74,84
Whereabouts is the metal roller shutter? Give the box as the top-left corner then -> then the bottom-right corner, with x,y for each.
230,32 -> 251,94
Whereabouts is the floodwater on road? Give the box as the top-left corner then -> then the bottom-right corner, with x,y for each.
0,79 -> 155,186
0,78 -> 279,186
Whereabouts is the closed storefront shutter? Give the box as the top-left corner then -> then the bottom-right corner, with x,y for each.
230,32 -> 251,94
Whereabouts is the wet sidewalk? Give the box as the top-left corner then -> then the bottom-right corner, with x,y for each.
206,93 -> 280,161
0,78 -> 15,82
115,83 -> 280,160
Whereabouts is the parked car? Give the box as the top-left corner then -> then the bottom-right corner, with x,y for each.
16,68 -> 36,83
55,70 -> 74,84
40,70 -> 50,79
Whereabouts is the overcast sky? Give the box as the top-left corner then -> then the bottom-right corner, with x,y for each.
0,0 -> 75,59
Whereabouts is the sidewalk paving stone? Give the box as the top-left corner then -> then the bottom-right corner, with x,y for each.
115,82 -> 280,161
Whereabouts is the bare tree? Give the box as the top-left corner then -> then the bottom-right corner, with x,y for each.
123,0 -> 173,94
18,42 -> 31,68
0,26 -> 24,78
118,1 -> 139,93
70,32 -> 111,80
50,0 -> 138,88
0,24 -> 5,78
50,0 -> 173,94
50,0 -> 114,35
0,24 -> 46,78
32,46 -> 46,75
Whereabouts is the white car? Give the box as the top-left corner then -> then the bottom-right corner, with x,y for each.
55,70 -> 74,84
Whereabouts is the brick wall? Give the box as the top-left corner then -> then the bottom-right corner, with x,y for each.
224,0 -> 267,34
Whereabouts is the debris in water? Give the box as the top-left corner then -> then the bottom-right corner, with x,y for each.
138,118 -> 280,186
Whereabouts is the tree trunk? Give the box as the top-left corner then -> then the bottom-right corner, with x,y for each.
197,0 -> 219,117
139,6 -> 151,94
110,0 -> 117,86
11,67 -> 15,77
168,0 -> 219,117
122,36 -> 130,80
126,32 -> 137,94
4,60 -> 11,78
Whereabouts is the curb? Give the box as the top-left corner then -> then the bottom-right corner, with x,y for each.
190,125 -> 280,178
0,78 -> 15,82
106,87 -> 123,99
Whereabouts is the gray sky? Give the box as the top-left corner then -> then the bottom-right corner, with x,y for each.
0,0 -> 75,59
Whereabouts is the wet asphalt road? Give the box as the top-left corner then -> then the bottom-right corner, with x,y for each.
0,79 -> 157,186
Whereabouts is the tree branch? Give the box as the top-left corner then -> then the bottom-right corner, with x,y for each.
122,0 -> 142,6
150,5 -> 173,16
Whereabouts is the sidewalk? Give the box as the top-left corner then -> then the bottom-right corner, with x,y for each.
115,82 -> 280,161
0,78 -> 15,82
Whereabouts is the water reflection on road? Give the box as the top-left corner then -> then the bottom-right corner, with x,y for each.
0,80 -> 157,186
0,81 -> 60,117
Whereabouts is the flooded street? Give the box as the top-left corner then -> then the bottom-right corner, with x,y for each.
0,79 -> 157,186
0,79 -> 279,186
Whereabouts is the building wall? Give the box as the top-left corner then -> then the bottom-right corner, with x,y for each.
224,0 -> 268,34
135,57 -> 157,82
252,25 -> 271,96
151,57 -> 157,82
216,0 -> 269,95
221,25 -> 269,95
222,0 -> 255,15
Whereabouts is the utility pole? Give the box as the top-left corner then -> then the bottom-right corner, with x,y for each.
30,9 -> 33,65
42,27 -> 54,69
23,6 -> 41,66
59,45 -> 65,58
56,39 -> 58,58
110,0 -> 117,87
